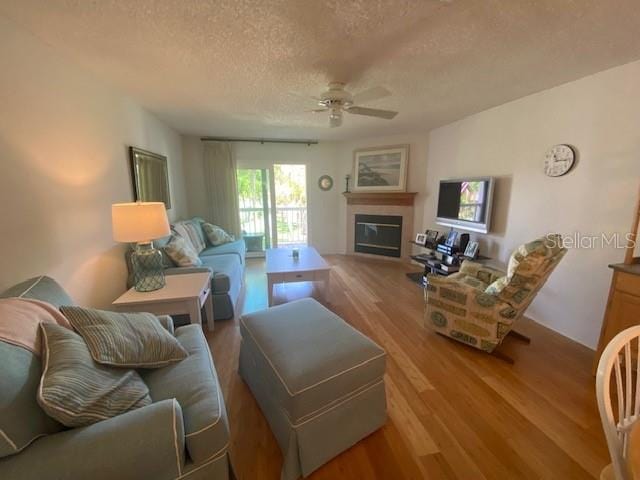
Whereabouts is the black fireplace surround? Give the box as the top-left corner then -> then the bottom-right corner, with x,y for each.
354,214 -> 403,258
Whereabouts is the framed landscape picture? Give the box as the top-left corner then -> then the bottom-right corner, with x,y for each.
353,145 -> 409,192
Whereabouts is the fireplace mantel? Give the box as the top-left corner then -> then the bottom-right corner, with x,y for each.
342,192 -> 417,206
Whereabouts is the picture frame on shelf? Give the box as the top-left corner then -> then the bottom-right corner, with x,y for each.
464,240 -> 480,259
445,230 -> 458,247
353,144 -> 409,192
425,229 -> 439,246
415,233 -> 427,246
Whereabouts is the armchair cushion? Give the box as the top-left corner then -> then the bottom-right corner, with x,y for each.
445,272 -> 490,291
458,261 -> 505,285
60,307 -> 187,368
38,323 -> 151,427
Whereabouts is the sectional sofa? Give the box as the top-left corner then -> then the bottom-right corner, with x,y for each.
127,217 -> 246,321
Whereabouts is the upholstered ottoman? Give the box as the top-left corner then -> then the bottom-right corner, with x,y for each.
239,298 -> 387,480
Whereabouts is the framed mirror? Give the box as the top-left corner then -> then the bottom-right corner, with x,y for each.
129,147 -> 171,209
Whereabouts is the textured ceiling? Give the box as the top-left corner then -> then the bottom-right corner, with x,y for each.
2,0 -> 640,140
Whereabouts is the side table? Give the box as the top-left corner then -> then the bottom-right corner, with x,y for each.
112,272 -> 214,331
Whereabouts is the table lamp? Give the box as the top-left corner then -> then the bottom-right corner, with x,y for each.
112,202 -> 171,292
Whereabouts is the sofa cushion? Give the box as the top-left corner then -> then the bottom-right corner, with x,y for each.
0,341 -> 64,458
239,298 -> 386,422
38,323 -> 151,428
60,307 -> 188,368
0,276 -> 74,307
200,254 -> 242,295
200,239 -> 247,264
141,325 -> 229,464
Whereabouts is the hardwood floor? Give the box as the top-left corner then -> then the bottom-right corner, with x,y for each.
206,254 -> 610,479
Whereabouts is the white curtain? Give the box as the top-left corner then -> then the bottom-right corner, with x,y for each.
202,141 -> 241,237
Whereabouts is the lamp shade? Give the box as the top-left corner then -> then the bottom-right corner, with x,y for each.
112,202 -> 170,243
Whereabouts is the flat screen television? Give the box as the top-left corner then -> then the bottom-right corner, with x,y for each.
436,177 -> 495,234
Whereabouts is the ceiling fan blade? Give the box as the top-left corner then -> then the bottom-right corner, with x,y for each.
304,108 -> 329,113
352,86 -> 391,105
346,106 -> 398,119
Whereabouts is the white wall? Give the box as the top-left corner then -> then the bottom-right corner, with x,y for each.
423,60 -> 640,348
182,137 -> 342,254
0,17 -> 188,308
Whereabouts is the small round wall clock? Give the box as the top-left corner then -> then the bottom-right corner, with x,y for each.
318,175 -> 333,191
544,144 -> 576,177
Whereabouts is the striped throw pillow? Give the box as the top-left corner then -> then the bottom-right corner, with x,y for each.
173,222 -> 206,253
37,323 -> 151,428
60,307 -> 188,368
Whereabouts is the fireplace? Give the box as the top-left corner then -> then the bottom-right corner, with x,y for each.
344,192 -> 415,261
354,214 -> 403,258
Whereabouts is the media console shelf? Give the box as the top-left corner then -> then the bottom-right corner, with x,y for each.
406,240 -> 491,287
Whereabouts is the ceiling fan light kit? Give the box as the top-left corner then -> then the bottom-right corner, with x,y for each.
309,82 -> 399,127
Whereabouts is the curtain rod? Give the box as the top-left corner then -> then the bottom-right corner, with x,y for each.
200,136 -> 318,145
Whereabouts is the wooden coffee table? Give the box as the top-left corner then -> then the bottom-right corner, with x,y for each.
266,247 -> 331,306
112,272 -> 214,331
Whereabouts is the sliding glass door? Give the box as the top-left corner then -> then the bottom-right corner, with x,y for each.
236,164 -> 307,254
273,164 -> 307,247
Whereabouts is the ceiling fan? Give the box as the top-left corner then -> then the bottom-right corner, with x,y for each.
307,82 -> 398,127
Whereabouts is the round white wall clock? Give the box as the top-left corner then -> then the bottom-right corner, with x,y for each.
544,144 -> 576,177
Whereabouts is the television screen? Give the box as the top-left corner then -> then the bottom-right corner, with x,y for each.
436,178 -> 494,233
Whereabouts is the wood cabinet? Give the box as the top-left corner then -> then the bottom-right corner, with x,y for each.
594,267 -> 640,372
593,186 -> 640,372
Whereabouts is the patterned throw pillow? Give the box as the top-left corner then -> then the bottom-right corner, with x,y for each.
485,276 -> 509,295
202,223 -> 235,246
173,222 -> 206,254
164,234 -> 202,267
37,323 -> 151,428
60,307 -> 188,368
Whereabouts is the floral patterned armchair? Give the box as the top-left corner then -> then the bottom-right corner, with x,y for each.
424,234 -> 567,354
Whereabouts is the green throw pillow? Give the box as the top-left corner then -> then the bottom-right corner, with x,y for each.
60,307 -> 188,368
202,223 -> 234,246
38,323 -> 151,428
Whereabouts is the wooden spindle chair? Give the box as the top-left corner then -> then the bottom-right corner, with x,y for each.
596,325 -> 640,480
